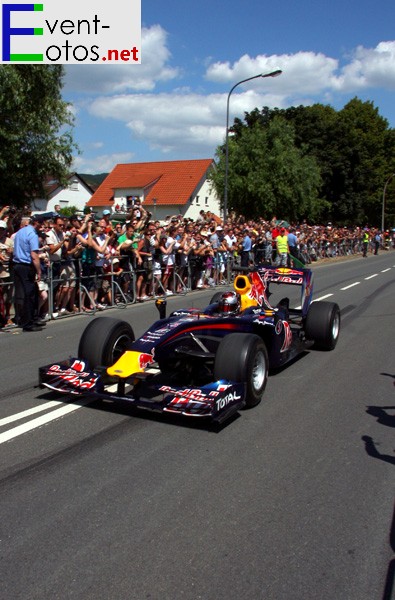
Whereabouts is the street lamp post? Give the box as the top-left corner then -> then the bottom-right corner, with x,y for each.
223,69 -> 282,224
382,173 -> 395,232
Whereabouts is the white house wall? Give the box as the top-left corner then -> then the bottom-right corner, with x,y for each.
113,177 -> 221,221
32,179 -> 93,213
184,176 -> 221,220
114,188 -> 143,204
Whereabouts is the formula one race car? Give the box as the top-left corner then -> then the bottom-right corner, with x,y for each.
39,265 -> 340,423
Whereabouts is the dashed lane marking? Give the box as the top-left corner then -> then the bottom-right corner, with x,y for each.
314,294 -> 334,302
340,282 -> 360,291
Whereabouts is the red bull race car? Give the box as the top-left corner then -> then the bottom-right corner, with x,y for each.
39,265 -> 340,423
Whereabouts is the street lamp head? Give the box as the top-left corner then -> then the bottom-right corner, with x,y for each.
260,69 -> 282,78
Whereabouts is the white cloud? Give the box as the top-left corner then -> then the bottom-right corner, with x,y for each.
88,90 -> 283,155
336,41 -> 395,91
205,51 -> 338,95
64,25 -> 179,93
71,38 -> 395,164
73,151 -> 135,172
205,42 -> 395,95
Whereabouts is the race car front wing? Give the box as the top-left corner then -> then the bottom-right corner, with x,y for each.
39,358 -> 246,423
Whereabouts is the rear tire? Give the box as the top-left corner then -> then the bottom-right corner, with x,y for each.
214,333 -> 268,407
305,301 -> 340,350
78,317 -> 135,369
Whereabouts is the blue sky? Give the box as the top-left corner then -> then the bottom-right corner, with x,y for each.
63,0 -> 395,173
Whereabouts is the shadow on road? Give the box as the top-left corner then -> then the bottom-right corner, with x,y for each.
366,406 -> 395,428
362,372 -> 395,464
381,503 -> 395,600
363,376 -> 395,598
361,436 -> 395,466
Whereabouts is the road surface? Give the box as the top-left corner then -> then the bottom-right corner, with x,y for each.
0,252 -> 394,600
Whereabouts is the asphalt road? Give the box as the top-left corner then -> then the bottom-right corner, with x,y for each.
0,252 -> 394,600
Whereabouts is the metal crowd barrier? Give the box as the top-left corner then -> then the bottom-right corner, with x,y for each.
40,255 -> 240,319
0,239 -> 392,325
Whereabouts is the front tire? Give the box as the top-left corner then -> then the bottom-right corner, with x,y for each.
214,333 -> 268,408
78,317 -> 135,369
305,301 -> 340,350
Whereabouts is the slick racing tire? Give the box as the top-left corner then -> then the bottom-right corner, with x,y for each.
78,317 -> 135,369
214,333 -> 268,408
305,301 -> 340,350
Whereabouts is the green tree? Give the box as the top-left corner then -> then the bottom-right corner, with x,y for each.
384,176 -> 395,228
210,117 -> 324,222
271,100 -> 395,225
0,65 -> 77,205
277,104 -> 338,208
58,205 -> 79,218
237,100 -> 395,225
333,98 -> 394,224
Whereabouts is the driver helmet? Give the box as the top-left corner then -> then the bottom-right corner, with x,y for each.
218,291 -> 240,315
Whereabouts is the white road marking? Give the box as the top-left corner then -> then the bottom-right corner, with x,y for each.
341,282 -> 360,290
0,400 -> 66,427
381,268 -> 391,273
0,399 -> 92,444
365,274 -> 378,280
313,294 -> 334,302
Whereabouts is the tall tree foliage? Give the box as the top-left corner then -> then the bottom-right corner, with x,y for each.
276,104 -> 338,206
0,65 -> 76,204
212,98 -> 395,225
334,99 -> 394,224
281,100 -> 395,223
210,116 -> 323,221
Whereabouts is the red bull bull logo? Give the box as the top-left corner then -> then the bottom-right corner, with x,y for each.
248,271 -> 273,309
138,353 -> 155,369
249,271 -> 265,299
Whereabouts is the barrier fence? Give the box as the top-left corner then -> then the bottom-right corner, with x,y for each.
0,237 -> 392,325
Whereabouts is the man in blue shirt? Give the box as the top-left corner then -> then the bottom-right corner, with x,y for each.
13,215 -> 44,331
241,230 -> 252,268
287,228 -> 300,266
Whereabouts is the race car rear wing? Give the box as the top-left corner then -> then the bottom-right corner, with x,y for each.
233,265 -> 314,316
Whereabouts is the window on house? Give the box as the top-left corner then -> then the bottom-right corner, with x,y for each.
69,179 -> 79,191
205,197 -> 208,206
195,195 -> 200,206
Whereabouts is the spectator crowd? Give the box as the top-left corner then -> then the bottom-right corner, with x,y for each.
0,201 -> 393,331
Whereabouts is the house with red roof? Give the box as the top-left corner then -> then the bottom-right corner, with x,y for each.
86,159 -> 221,221
31,173 -> 95,214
